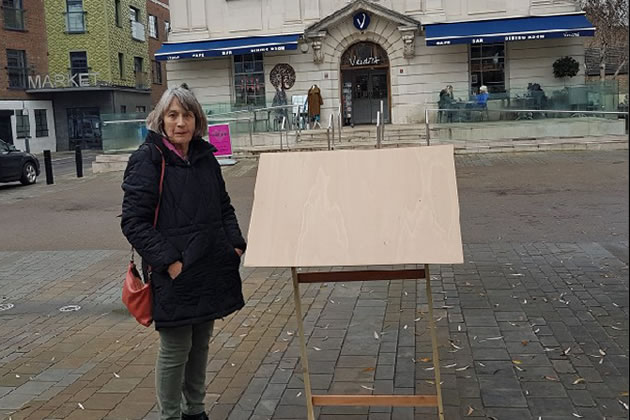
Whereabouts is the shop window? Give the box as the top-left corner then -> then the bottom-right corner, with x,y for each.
136,106 -> 146,113
35,109 -> 48,137
65,0 -> 86,33
6,49 -> 27,89
164,20 -> 170,34
70,51 -> 88,77
152,60 -> 163,84
233,53 -> 266,108
15,110 -> 29,138
67,107 -> 102,149
470,43 -> 506,94
3,0 -> 25,30
120,105 -> 127,113
148,14 -> 158,38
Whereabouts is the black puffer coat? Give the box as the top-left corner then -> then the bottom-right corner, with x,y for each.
121,131 -> 246,329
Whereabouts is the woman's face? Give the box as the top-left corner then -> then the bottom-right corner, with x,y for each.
163,98 -> 195,145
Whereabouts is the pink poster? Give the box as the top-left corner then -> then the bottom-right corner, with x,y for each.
208,124 -> 232,157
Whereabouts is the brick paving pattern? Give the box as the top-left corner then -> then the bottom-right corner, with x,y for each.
0,151 -> 628,419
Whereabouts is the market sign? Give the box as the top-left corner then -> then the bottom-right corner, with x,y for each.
28,72 -> 100,89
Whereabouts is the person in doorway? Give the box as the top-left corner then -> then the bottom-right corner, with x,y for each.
121,85 -> 246,420
307,84 -> 323,128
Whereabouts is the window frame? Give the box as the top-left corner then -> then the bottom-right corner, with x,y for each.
15,110 -> 30,138
118,52 -> 124,79
152,60 -> 163,84
148,14 -> 158,38
233,53 -> 266,109
114,0 -> 121,26
469,42 -> 507,95
6,49 -> 28,89
35,109 -> 49,137
69,51 -> 89,77
2,0 -> 26,31
65,0 -> 86,33
129,6 -> 139,22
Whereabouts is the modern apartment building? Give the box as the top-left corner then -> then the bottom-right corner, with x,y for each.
0,0 -> 56,154
157,0 -> 595,125
20,0 -> 150,150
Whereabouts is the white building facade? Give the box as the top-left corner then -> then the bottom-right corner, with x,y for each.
158,0 -> 594,125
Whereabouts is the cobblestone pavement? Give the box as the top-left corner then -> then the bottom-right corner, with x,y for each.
0,151 -> 628,420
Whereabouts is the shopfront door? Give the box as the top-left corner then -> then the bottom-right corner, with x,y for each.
341,42 -> 390,126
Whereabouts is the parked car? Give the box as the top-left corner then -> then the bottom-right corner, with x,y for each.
0,139 -> 40,185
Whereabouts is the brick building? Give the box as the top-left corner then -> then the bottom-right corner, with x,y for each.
0,0 -> 56,153
147,0 -> 169,105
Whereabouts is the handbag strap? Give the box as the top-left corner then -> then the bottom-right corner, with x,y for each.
130,144 -> 166,263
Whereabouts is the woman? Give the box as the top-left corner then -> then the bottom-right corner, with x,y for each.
476,85 -> 489,107
121,85 -> 246,420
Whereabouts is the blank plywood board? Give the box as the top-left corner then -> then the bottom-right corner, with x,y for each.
244,145 -> 463,268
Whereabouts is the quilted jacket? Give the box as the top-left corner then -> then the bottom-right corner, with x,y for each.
121,130 -> 246,329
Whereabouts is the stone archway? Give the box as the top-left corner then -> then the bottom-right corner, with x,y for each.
340,41 -> 391,125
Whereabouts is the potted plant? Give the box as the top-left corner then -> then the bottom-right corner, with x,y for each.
553,56 -> 580,84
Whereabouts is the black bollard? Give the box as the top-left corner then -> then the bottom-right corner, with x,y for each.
43,150 -> 54,185
75,145 -> 83,178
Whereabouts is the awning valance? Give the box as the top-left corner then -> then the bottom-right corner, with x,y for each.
425,13 -> 595,46
155,33 -> 301,61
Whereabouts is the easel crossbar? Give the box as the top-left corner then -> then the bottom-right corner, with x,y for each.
297,269 -> 425,284
312,394 -> 438,407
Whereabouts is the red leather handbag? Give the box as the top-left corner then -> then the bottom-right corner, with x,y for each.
122,145 -> 165,327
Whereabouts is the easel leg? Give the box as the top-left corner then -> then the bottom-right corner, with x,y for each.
424,264 -> 445,420
291,267 -> 316,420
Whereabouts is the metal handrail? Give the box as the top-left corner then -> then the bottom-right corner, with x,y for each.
206,104 -> 295,120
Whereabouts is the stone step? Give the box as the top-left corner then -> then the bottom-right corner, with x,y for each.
95,153 -> 131,163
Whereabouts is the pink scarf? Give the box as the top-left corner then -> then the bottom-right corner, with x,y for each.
162,138 -> 187,161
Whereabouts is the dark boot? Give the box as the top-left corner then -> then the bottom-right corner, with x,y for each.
181,412 -> 208,420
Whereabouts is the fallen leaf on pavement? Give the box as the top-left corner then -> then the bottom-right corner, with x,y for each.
466,406 -> 474,416
572,413 -> 583,418
545,375 -> 560,381
572,378 -> 585,385
521,340 -> 529,346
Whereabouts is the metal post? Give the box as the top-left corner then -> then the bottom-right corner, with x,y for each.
24,136 -> 31,153
43,150 -> 54,185
424,109 -> 431,146
338,104 -> 342,144
326,127 -> 331,151
330,115 -> 335,149
376,112 -> 381,149
425,264 -> 445,420
291,268 -> 316,420
248,118 -> 253,147
75,145 -> 83,178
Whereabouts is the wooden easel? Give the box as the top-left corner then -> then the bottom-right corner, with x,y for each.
289,266 -> 444,420
243,146 -> 463,420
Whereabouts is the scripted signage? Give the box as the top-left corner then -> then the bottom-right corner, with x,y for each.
348,56 -> 381,66
28,72 -> 101,89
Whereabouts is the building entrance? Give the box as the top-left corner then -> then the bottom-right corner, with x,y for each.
341,42 -> 390,125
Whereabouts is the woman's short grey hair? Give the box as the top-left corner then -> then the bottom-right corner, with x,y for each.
479,85 -> 488,93
146,85 -> 208,138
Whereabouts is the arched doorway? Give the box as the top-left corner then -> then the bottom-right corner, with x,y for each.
341,42 -> 390,125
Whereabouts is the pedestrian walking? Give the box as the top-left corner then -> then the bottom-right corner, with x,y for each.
121,85 -> 246,420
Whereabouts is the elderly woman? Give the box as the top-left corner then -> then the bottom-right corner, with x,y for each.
121,85 -> 246,420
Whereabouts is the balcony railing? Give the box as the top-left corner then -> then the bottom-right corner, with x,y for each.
2,7 -> 25,30
131,21 -> 145,41
65,11 -> 86,33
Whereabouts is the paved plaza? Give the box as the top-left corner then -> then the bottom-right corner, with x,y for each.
0,150 -> 628,420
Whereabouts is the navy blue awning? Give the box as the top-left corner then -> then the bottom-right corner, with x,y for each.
425,13 -> 595,46
155,33 -> 301,61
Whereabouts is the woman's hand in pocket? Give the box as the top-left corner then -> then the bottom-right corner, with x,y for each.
234,248 -> 243,257
168,261 -> 183,279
